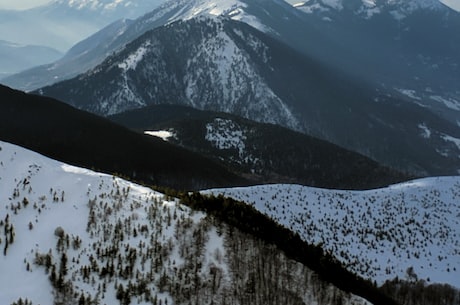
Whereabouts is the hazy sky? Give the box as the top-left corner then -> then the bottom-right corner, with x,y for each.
0,0 -> 459,11
0,0 -> 50,10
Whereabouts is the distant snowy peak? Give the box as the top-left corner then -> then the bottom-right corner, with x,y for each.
145,0 -> 270,33
45,0 -> 164,19
295,0 -> 447,19
53,0 -> 146,10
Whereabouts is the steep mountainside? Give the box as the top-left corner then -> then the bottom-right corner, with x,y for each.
36,16 -> 460,176
0,0 -> 318,91
205,178 -> 460,290
0,140 -> 378,305
111,104 -> 409,190
293,0 -> 460,124
0,85 -> 247,190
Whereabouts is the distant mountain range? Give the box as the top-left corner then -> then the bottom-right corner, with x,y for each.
0,0 -> 164,52
32,5 -> 460,176
292,0 -> 460,125
0,40 -> 62,78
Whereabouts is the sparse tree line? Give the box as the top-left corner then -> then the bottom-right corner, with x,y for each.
381,277 -> 460,305
14,176 -> 371,305
212,183 -> 459,288
3,168 -> 459,305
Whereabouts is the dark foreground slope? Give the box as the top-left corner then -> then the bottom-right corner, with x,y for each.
111,104 -> 410,190
0,85 -> 248,190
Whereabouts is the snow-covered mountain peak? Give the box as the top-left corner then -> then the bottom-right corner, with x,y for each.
65,16 -> 300,129
144,0 -> 271,33
52,0 -> 148,11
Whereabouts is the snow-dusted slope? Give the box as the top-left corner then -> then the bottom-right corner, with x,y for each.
295,0 -> 447,18
0,140 -> 371,305
38,17 -> 300,131
205,178 -> 460,288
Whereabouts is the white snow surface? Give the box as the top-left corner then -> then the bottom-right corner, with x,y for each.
204,177 -> 460,288
151,0 -> 270,33
0,140 -> 372,305
205,118 -> 247,156
144,130 -> 175,141
0,141 -> 208,305
118,41 -> 151,71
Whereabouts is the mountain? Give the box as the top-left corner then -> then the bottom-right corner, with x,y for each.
292,0 -> 460,125
1,18 -> 135,92
204,176 -> 460,300
0,40 -> 62,78
0,85 -> 248,190
0,140 -> 392,305
1,0 -> 301,92
35,14 -> 460,177
0,0 -> 164,52
110,104 -> 409,190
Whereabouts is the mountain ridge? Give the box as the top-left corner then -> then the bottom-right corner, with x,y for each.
111,104 -> 410,190
34,15 -> 460,176
0,84 -> 248,190
204,176 -> 460,289
0,0 -> 163,56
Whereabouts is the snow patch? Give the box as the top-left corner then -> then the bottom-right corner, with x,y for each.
0,140 -> 373,305
118,41 -> 151,71
322,0 -> 343,10
205,118 -> 246,157
162,0 -> 270,33
144,130 -> 175,141
430,95 -> 460,111
395,88 -> 421,100
441,134 -> 460,151
418,123 -> 431,139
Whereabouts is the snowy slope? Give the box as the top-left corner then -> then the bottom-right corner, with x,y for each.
205,178 -> 460,288
295,0 -> 447,18
0,140 -> 371,305
38,17 -> 300,131
141,0 -> 270,33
